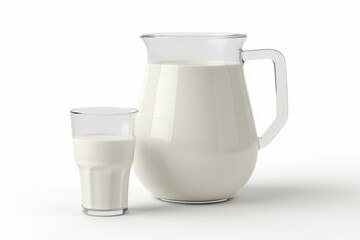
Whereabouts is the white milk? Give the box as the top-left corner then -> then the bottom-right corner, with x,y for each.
134,61 -> 258,202
73,134 -> 135,210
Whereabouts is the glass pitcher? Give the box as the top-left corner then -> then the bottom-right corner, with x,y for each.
134,33 -> 288,203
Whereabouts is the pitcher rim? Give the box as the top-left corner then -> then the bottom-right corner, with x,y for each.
140,32 -> 247,39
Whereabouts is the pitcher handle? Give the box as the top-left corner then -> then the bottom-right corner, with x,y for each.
241,49 -> 288,149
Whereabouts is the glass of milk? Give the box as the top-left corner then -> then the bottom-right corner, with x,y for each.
70,107 -> 138,216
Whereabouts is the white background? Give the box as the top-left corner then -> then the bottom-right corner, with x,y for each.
1,0 -> 359,239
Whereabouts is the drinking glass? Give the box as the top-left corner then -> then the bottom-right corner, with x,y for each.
70,107 -> 138,216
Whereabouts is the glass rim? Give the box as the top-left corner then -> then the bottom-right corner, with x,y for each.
70,107 -> 138,116
140,32 -> 247,39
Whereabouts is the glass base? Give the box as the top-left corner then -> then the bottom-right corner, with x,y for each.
159,198 -> 229,204
82,206 -> 128,217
